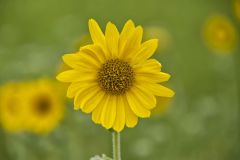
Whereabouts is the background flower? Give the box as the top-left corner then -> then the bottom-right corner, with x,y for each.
0,79 -> 65,134
203,15 -> 238,54
22,79 -> 65,134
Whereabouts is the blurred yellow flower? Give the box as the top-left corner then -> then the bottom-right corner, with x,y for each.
57,19 -> 174,132
203,15 -> 238,54
144,26 -> 171,53
23,79 -> 65,134
0,79 -> 64,134
0,83 -> 27,133
234,0 -> 240,20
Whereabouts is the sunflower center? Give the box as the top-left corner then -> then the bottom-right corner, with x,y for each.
34,95 -> 52,116
98,59 -> 134,95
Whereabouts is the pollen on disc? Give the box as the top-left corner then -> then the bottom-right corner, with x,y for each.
97,59 -> 135,95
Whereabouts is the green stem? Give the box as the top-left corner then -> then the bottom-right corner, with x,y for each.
112,131 -> 121,160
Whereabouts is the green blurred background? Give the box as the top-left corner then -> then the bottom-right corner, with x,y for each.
0,0 -> 239,159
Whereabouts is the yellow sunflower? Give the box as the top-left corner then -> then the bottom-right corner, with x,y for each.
0,82 -> 27,133
203,15 -> 238,54
57,19 -> 174,132
23,79 -> 65,134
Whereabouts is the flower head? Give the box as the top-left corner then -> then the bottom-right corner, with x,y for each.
23,79 -> 65,134
57,19 -> 174,132
0,79 -> 65,134
203,15 -> 238,54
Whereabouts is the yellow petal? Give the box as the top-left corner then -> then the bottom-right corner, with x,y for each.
73,87 -> 88,110
62,53 -> 81,69
133,59 -> 162,72
67,82 -> 95,98
132,39 -> 158,64
74,84 -> 99,110
135,71 -> 171,83
105,22 -> 119,57
122,95 -> 138,128
88,19 -> 105,45
80,44 -> 106,63
119,20 -> 135,56
131,86 -> 156,110
126,90 -> 151,118
101,95 -> 117,129
142,83 -> 175,97
120,26 -> 143,60
56,70 -> 81,82
56,70 -> 96,83
92,95 -> 109,124
92,105 -> 103,124
82,90 -> 105,113
113,96 -> 125,132
77,51 -> 101,69
63,53 -> 99,70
